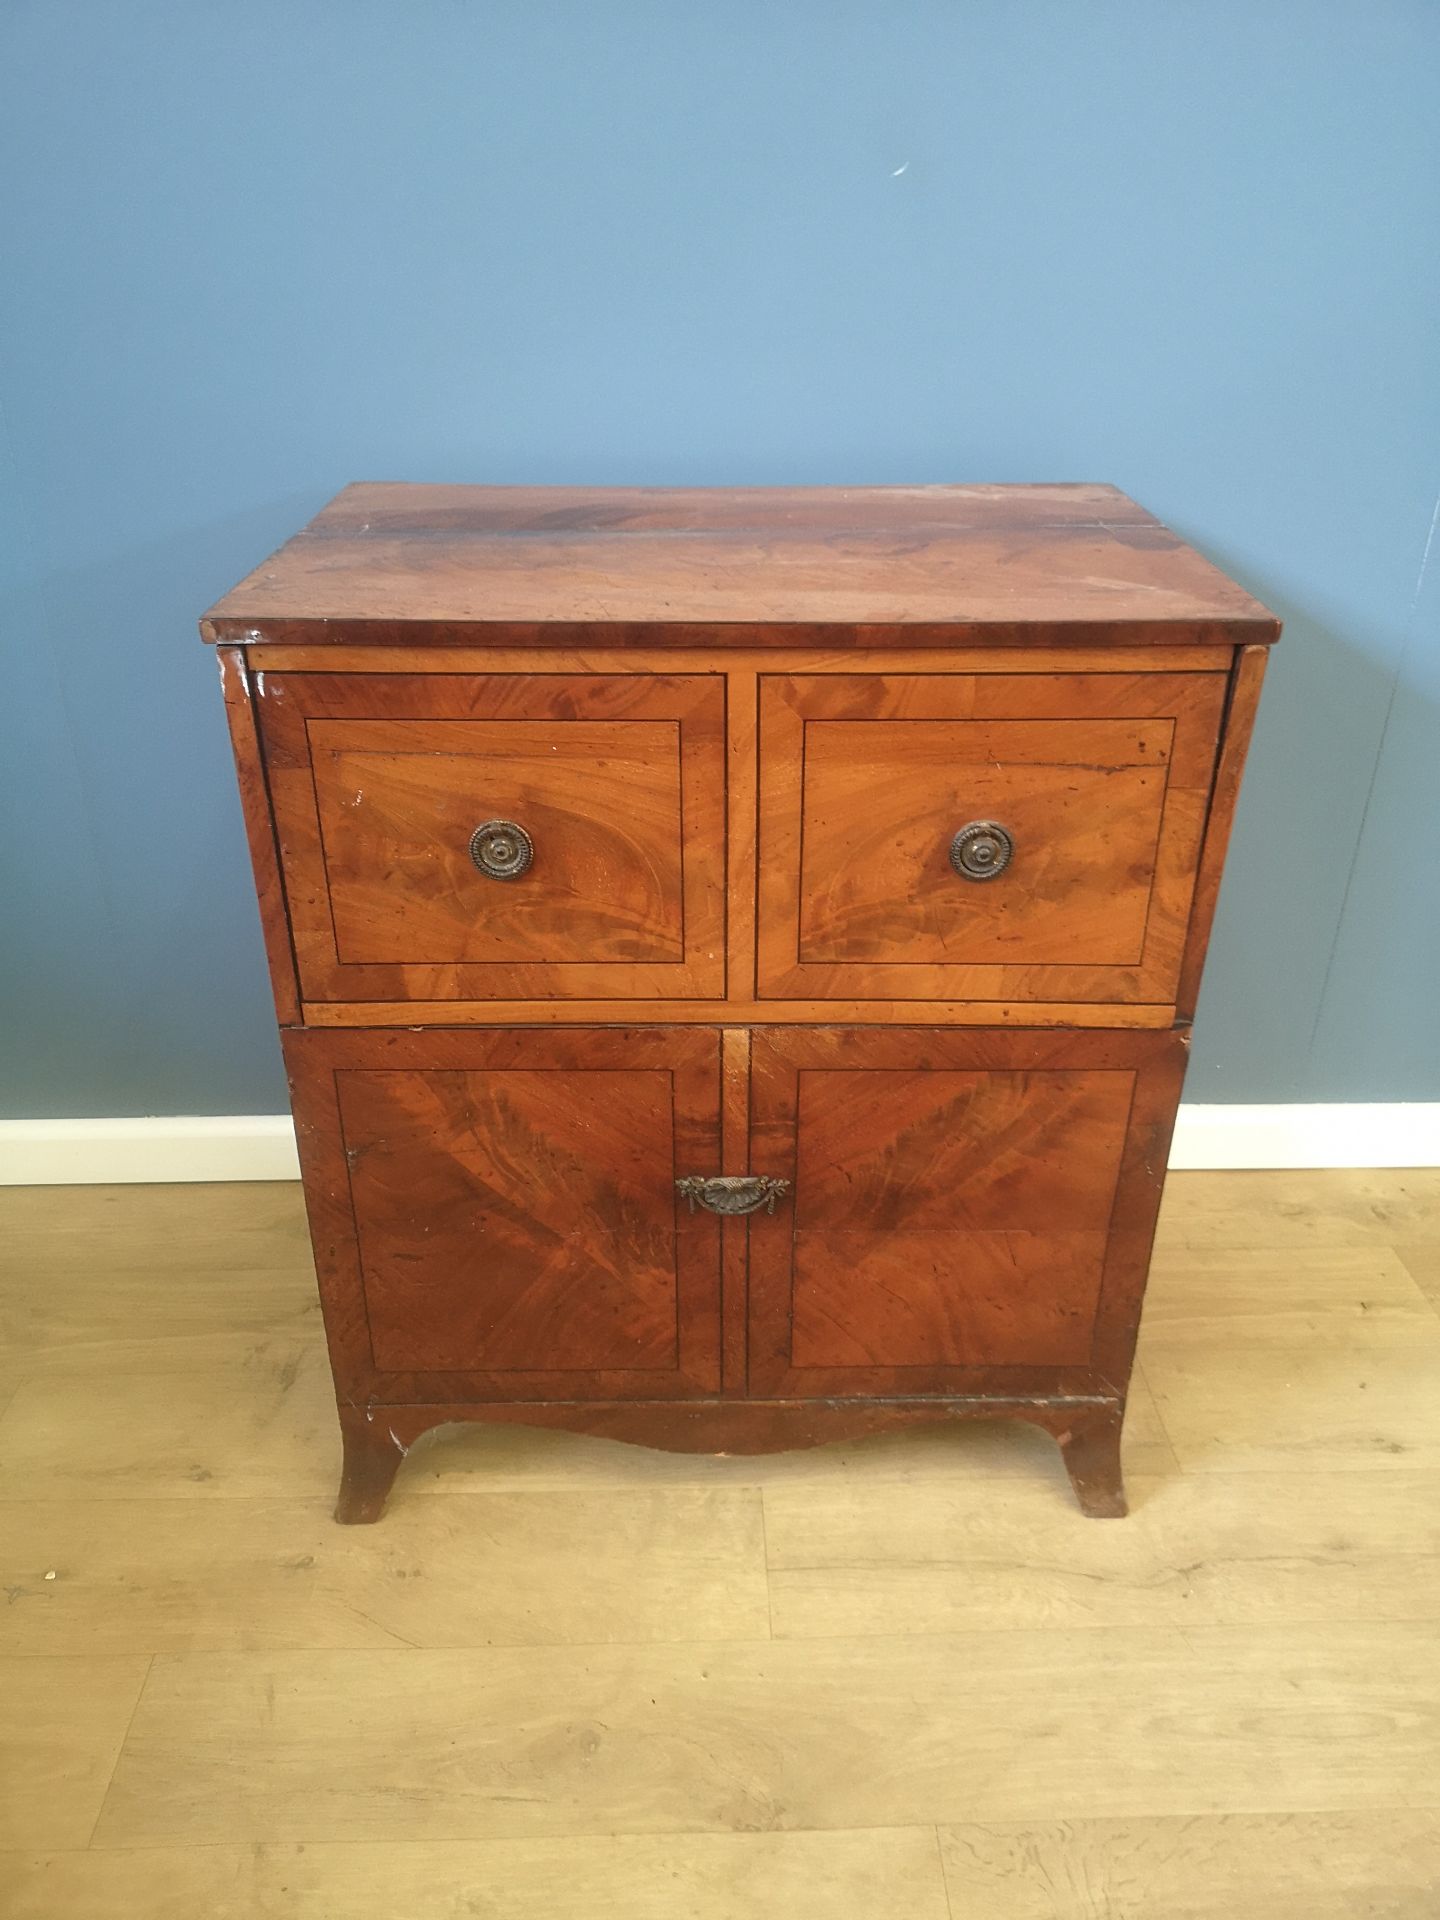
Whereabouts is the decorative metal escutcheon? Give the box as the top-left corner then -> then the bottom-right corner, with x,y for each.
469,819 -> 534,880
949,819 -> 1014,881
675,1174 -> 792,1218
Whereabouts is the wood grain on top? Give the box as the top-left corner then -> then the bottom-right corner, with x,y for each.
200,484 -> 1279,646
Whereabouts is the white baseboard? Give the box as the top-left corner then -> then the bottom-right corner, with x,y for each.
1168,1103 -> 1440,1171
0,1116 -> 302,1185
1,1104 -> 1438,1185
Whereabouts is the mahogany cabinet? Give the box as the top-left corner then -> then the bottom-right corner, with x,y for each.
205,484 -> 1277,1519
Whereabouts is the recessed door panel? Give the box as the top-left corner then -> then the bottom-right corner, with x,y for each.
285,1026 -> 723,1402
259,672 -> 725,1002
746,1026 -> 1186,1397
756,672 -> 1225,1004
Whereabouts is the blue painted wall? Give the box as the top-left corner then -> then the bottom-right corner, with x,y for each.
2,1 -> 1436,1116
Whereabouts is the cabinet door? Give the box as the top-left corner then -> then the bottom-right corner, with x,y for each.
285,1027 -> 723,1402
747,1027 -> 1186,1397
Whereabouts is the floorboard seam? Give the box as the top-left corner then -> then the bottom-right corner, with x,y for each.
83,1653 -> 154,1852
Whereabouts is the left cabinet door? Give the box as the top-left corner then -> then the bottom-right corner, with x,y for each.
285,1027 -> 724,1402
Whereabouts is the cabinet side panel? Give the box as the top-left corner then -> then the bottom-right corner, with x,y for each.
1176,644 -> 1269,1018
1089,1030 -> 1191,1389
217,646 -> 301,1024
282,1029 -> 375,1405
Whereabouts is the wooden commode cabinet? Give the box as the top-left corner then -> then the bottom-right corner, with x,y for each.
205,484 -> 1276,1520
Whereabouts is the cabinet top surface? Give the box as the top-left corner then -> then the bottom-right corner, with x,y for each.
200,482 -> 1279,646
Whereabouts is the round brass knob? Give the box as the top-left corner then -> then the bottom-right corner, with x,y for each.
469,820 -> 533,880
949,820 -> 1014,881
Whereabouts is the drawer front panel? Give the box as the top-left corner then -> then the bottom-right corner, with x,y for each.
284,1026 -> 724,1401
756,671 -> 1226,1003
259,672 -> 725,1002
746,1026 -> 1187,1397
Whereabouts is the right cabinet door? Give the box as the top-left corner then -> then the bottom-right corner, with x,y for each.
746,1027 -> 1187,1398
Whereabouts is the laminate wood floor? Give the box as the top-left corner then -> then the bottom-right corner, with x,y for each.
2,1172 -> 1438,1917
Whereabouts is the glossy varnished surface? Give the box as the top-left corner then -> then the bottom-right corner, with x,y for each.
202,485 -> 1276,1525
274,1019 -> 1185,1518
234,647 -> 1245,1019
747,1028 -> 1186,1400
284,1027 -> 724,1409
256,669 -> 725,1001
757,669 -> 1226,1003
201,483 -> 1281,646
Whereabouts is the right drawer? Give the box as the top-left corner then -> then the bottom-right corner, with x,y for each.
755,669 -> 1227,1006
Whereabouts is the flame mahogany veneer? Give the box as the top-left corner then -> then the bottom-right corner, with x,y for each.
206,484 -> 1276,1520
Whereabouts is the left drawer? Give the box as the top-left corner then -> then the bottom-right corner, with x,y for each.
256,670 -> 727,1005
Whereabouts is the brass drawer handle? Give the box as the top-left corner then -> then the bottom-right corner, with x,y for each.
950,820 -> 1013,881
469,819 -> 533,880
676,1175 -> 792,1217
